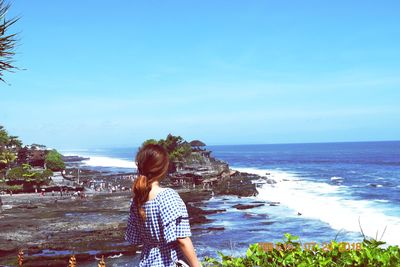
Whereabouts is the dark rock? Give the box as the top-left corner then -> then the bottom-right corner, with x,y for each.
189,215 -> 212,225
260,221 -> 275,226
185,203 -> 222,225
202,209 -> 226,215
369,183 -> 382,188
214,176 -> 258,197
206,227 -> 225,231
232,203 -> 265,210
15,204 -> 38,209
61,155 -> 89,163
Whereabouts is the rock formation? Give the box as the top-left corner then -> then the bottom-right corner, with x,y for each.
166,147 -> 258,197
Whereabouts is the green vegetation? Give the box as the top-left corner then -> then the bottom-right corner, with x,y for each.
0,0 -> 19,82
142,134 -> 193,162
6,164 -> 52,182
2,164 -> 53,192
0,125 -> 21,172
0,149 -> 16,169
0,183 -> 22,192
0,125 -> 62,192
202,233 -> 400,267
45,149 -> 65,171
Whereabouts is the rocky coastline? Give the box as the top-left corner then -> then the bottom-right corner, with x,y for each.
0,147 -> 274,266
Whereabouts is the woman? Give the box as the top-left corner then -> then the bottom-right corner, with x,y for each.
125,143 -> 202,267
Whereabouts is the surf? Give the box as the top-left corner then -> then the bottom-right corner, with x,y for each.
233,167 -> 400,246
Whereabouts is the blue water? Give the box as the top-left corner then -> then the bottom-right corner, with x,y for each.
208,142 -> 400,212
66,141 -> 400,266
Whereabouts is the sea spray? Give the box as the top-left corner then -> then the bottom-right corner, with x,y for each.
233,167 -> 400,246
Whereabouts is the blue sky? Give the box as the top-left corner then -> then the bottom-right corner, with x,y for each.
1,0 -> 399,148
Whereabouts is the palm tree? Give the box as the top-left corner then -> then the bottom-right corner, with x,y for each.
0,0 -> 18,83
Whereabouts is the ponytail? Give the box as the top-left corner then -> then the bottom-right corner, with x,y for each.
133,174 -> 152,221
133,143 -> 170,221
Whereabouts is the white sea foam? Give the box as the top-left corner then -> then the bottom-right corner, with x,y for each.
62,150 -> 137,169
82,156 -> 137,169
375,199 -> 389,203
331,176 -> 344,181
232,167 -> 400,245
62,152 -> 85,156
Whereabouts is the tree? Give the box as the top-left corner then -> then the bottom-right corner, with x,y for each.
0,0 -> 19,83
0,125 -> 9,149
0,126 -> 22,170
7,135 -> 22,151
17,145 -> 28,165
6,165 -> 26,181
189,140 -> 206,147
45,149 -> 65,171
30,143 -> 46,150
0,150 -> 16,169
159,134 -> 185,154
142,139 -> 158,147
5,164 -> 52,191
29,149 -> 45,167
141,134 -> 193,163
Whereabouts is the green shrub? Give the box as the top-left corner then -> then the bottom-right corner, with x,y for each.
5,166 -> 25,180
5,165 -> 51,185
33,168 -> 53,184
45,149 -> 65,171
0,183 -> 23,192
202,233 -> 400,267
41,168 -> 53,178
142,134 -> 193,162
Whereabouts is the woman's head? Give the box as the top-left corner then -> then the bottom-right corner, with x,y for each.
133,143 -> 169,221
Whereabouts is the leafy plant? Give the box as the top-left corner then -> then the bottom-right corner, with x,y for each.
0,0 -> 19,83
45,149 -> 65,171
202,233 -> 400,267
0,125 -> 22,170
5,165 -> 52,185
142,134 -> 193,162
0,183 -> 22,192
0,150 -> 16,168
5,166 -> 25,180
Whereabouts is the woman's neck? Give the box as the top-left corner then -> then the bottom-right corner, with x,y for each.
151,181 -> 160,189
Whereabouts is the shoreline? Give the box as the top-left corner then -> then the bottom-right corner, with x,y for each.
0,160 -> 262,266
2,147 -> 399,265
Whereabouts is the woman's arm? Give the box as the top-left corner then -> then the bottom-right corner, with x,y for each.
177,237 -> 202,267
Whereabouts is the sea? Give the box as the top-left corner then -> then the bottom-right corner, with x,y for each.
63,141 -> 400,266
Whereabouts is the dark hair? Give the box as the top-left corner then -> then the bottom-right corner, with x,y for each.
133,143 -> 169,221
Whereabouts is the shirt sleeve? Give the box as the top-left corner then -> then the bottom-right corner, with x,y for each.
159,188 -> 192,243
125,200 -> 142,245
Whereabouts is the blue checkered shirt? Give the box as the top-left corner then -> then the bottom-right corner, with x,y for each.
125,188 -> 192,267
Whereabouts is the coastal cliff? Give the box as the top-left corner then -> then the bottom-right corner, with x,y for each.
56,135 -> 260,198
166,146 -> 259,197
133,134 -> 259,197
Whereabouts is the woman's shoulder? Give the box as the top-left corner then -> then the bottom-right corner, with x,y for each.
156,187 -> 178,201
157,188 -> 189,225
156,187 -> 186,206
